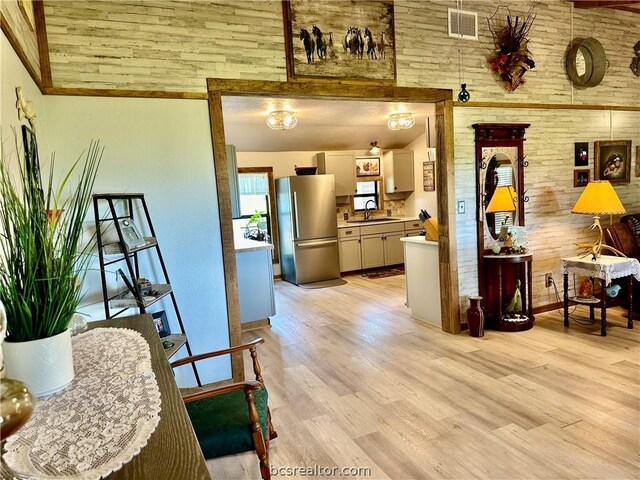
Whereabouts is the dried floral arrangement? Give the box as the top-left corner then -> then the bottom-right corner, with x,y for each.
487,5 -> 537,92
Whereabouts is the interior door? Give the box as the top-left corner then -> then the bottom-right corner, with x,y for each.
290,175 -> 337,240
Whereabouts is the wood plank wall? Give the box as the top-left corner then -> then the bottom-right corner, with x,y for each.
1,0 -> 41,81
454,108 -> 640,317
35,0 -> 639,108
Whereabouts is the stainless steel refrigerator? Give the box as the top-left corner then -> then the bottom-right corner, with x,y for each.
276,175 -> 340,286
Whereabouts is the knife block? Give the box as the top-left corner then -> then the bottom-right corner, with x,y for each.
424,218 -> 438,241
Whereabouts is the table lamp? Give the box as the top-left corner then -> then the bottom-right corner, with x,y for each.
571,180 -> 626,259
486,186 -> 517,246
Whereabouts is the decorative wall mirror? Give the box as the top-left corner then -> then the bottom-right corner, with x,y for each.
565,37 -> 607,89
473,123 -> 530,329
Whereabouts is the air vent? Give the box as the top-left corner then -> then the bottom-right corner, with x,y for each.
448,8 -> 478,40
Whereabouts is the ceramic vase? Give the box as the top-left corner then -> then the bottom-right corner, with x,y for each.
3,329 -> 74,397
467,296 -> 485,337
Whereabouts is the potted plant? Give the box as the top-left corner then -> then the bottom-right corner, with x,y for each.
0,128 -> 101,396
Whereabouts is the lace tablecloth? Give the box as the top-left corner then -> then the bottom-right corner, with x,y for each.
5,328 -> 161,479
560,256 -> 640,286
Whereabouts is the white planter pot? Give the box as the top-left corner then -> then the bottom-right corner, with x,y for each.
4,329 -> 75,397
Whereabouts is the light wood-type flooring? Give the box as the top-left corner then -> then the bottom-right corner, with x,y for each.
208,273 -> 640,479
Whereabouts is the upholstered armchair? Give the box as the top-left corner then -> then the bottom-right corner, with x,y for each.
170,337 -> 277,480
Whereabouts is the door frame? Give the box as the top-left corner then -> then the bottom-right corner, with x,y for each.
206,79 -> 460,381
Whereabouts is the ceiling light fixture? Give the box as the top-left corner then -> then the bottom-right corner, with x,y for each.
388,112 -> 415,130
369,141 -> 381,154
266,110 -> 297,130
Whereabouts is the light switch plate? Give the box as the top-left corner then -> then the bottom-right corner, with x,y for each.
457,200 -> 465,214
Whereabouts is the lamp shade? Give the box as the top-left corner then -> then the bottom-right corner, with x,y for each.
571,180 -> 626,215
486,185 -> 517,213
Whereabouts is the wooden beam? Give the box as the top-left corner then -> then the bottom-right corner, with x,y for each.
207,79 -> 452,103
435,99 -> 461,334
569,0 -> 640,8
0,11 -> 43,93
208,92 -> 244,381
32,0 -> 51,88
44,87 -> 208,100
208,78 -> 461,335
454,101 -> 640,112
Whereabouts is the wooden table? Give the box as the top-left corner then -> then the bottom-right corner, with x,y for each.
561,256 -> 639,337
89,315 -> 211,479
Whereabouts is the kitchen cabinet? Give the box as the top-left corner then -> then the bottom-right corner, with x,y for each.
338,226 -> 361,272
383,150 -> 414,194
316,151 -> 356,197
384,232 -> 405,265
339,238 -> 362,272
235,239 -> 275,329
361,235 -> 385,269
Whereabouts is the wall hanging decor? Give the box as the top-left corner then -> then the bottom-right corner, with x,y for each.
282,0 -> 396,82
423,161 -> 435,191
487,5 -> 536,92
574,169 -> 590,188
574,142 -> 588,167
594,140 -> 631,184
636,145 -> 640,177
566,37 -> 608,88
631,41 -> 640,77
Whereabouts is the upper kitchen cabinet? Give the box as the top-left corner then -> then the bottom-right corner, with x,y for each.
316,151 -> 356,197
383,150 -> 414,194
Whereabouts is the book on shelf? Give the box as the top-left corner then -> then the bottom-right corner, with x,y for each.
109,283 -> 171,308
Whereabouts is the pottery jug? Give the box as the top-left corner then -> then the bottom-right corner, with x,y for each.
467,296 -> 485,337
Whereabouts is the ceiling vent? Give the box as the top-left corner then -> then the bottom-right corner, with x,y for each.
448,8 -> 478,40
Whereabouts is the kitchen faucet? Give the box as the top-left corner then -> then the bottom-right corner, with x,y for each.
364,200 -> 376,221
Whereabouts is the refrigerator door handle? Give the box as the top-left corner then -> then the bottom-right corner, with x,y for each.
293,191 -> 300,239
296,239 -> 338,248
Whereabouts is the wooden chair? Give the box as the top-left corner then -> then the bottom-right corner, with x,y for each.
170,337 -> 277,480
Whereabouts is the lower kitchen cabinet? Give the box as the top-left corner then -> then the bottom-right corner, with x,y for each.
384,232 -> 405,265
339,237 -> 362,272
361,235 -> 385,269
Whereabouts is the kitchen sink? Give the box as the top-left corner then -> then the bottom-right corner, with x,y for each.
345,217 -> 400,224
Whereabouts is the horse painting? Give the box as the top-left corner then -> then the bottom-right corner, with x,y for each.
300,28 -> 315,63
312,24 -> 328,60
378,31 -> 386,59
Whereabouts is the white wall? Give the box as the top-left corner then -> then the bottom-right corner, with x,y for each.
1,31 -> 48,156
403,133 -> 437,220
44,96 -> 230,385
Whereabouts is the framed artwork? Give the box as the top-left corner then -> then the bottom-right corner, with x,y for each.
355,156 -> 380,176
573,169 -> 590,188
118,218 -> 146,250
423,161 -> 435,191
282,0 -> 396,82
594,140 -> 631,184
636,145 -> 640,177
574,142 -> 588,167
151,311 -> 170,338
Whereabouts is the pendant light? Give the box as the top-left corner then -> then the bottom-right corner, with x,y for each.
456,0 -> 471,102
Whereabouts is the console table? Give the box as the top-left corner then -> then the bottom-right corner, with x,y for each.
560,256 -> 640,336
483,253 -> 534,331
89,315 -> 211,479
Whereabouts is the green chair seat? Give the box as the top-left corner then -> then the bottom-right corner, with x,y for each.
185,386 -> 269,459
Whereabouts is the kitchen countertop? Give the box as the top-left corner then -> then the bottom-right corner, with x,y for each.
234,236 -> 274,253
337,216 -> 420,228
401,236 -> 438,246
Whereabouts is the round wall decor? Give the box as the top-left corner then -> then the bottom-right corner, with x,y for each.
566,37 -> 607,88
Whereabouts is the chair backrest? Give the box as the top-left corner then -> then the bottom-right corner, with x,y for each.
606,222 -> 638,257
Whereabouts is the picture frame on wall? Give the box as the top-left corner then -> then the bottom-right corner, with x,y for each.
574,142 -> 588,167
355,156 -> 380,176
636,145 -> 640,177
594,140 -> 631,184
423,161 -> 435,191
118,218 -> 146,250
573,169 -> 590,188
282,0 -> 396,82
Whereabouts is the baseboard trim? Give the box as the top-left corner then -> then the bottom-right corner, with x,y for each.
533,302 -> 563,314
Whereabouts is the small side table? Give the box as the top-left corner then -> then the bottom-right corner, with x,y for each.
483,253 -> 534,331
560,256 -> 640,336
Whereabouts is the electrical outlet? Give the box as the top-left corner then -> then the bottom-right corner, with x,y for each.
545,273 -> 553,288
457,200 -> 465,214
